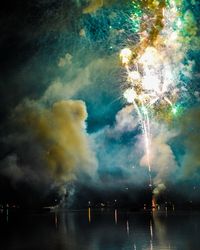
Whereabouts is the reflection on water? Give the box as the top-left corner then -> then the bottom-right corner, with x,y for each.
115,209 -> 118,225
0,209 -> 199,250
126,220 -> 130,236
88,207 -> 91,224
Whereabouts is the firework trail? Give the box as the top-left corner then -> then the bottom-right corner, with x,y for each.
119,0 -> 197,195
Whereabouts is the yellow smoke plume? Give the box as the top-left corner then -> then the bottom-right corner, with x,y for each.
83,0 -> 115,13
16,100 -> 97,193
83,0 -> 104,14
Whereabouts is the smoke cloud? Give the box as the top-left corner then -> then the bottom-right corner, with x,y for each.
179,107 -> 200,179
139,122 -> 178,196
42,55 -> 117,106
1,99 -> 97,197
83,0 -> 104,14
0,0 -> 199,206
83,0 -> 116,14
92,105 -> 179,196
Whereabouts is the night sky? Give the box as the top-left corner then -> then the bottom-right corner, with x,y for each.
0,0 -> 200,208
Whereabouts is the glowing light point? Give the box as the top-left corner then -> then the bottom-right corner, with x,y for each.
141,74 -> 160,91
123,88 -> 135,103
128,71 -> 141,81
176,19 -> 182,28
138,47 -> 159,66
120,48 -> 132,65
170,32 -> 178,41
141,106 -> 148,115
172,106 -> 177,114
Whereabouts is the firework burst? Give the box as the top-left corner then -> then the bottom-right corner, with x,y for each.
120,0 -> 198,195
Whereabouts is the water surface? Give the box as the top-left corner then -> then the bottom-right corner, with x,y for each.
0,209 -> 199,250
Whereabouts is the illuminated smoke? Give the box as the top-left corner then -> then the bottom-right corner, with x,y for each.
83,0 -> 116,13
83,0 -> 104,14
2,100 -> 97,197
179,108 -> 200,178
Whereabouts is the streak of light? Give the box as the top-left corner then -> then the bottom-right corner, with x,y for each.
150,219 -> 153,239
54,212 -> 58,228
88,207 -> 91,224
114,209 -> 118,225
126,220 -> 130,236
150,219 -> 154,250
6,209 -> 9,223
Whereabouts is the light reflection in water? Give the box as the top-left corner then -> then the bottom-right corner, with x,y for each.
114,209 -> 118,224
54,212 -> 58,229
153,211 -> 170,249
150,219 -> 153,250
126,220 -> 130,236
150,219 -> 153,238
6,209 -> 8,223
0,209 -> 199,250
88,207 -> 91,223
